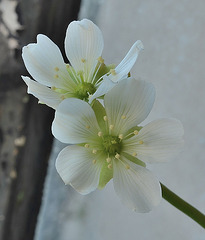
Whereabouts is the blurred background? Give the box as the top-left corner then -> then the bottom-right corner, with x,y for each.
0,0 -> 205,239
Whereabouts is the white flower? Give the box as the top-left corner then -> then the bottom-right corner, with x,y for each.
52,78 -> 184,212
22,19 -> 143,109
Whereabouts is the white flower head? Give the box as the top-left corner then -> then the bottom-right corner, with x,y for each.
22,19 -> 143,109
52,78 -> 184,212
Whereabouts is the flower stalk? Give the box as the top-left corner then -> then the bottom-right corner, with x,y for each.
161,183 -> 205,228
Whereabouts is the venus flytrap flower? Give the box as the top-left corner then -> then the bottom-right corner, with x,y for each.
22,19 -> 143,109
52,78 -> 184,212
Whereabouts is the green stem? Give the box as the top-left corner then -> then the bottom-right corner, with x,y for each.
160,183 -> 205,229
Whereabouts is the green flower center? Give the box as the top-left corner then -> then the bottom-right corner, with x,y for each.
101,135 -> 122,156
74,82 -> 96,101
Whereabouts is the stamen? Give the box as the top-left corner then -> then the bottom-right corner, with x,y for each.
121,115 -> 126,120
115,153 -> 120,159
54,67 -> 59,71
106,157 -> 112,163
66,63 -> 81,84
77,70 -> 84,83
84,144 -> 90,148
139,140 -> 144,144
134,130 -> 139,135
110,69 -> 117,75
109,125 -> 114,130
126,164 -> 130,170
98,131 -> 103,137
77,70 -> 83,76
54,74 -> 59,79
108,164 -> 112,169
60,95 -> 65,100
132,152 -> 137,157
119,134 -> 123,140
51,86 -> 56,90
92,58 -> 104,85
98,56 -> 104,64
103,116 -> 108,121
85,125 -> 90,129
92,149 -> 97,154
81,58 -> 86,63
92,159 -> 97,164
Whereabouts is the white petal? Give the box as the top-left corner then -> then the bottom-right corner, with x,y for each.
22,34 -> 75,89
109,40 -> 144,82
89,76 -> 116,103
56,145 -> 102,195
52,98 -> 100,144
22,76 -> 62,109
65,19 -> 104,82
113,158 -> 161,212
124,118 -> 184,163
104,78 -> 155,135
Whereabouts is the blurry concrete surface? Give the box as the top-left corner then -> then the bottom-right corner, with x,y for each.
35,0 -> 205,239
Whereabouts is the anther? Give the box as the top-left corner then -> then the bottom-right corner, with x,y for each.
110,69 -> 117,75
92,149 -> 97,154
103,116 -> 108,121
51,86 -> 56,90
126,164 -> 130,170
132,152 -> 137,157
92,159 -> 97,164
121,115 -> 126,120
108,164 -> 112,169
54,67 -> 59,71
109,125 -> 114,130
106,157 -> 112,163
77,70 -> 83,76
54,74 -> 59,78
85,125 -> 90,129
84,144 -> 90,148
134,130 -> 139,135
119,134 -> 123,140
60,95 -> 65,100
98,131 -> 103,137
81,58 -> 86,63
139,140 -> 144,144
98,56 -> 104,63
115,153 -> 120,159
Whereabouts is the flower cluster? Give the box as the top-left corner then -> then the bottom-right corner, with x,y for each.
22,19 -> 184,212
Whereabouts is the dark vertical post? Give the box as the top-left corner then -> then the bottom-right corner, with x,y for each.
0,1 -> 81,239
